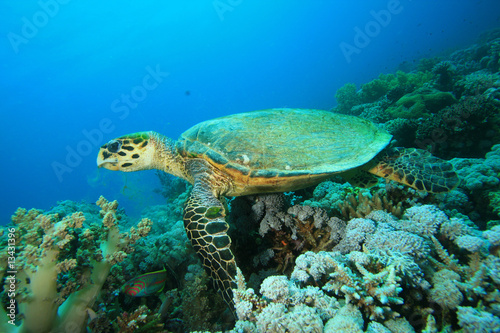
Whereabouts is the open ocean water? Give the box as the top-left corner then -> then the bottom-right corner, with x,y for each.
0,0 -> 499,222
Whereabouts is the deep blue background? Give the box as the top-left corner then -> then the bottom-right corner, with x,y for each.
1,0 -> 499,223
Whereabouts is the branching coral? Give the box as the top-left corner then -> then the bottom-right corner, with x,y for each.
428,269 -> 463,310
232,269 -> 339,332
279,204 -> 500,331
114,305 -> 165,333
266,205 -> 340,273
454,71 -> 500,97
489,191 -> 500,218
0,196 -> 152,333
338,188 -> 404,220
398,204 -> 450,237
425,221 -> 500,326
324,304 -> 364,333
332,208 -> 433,260
253,194 -> 290,237
291,251 -> 404,320
442,144 -> 500,222
457,305 -> 500,332
230,195 -> 343,275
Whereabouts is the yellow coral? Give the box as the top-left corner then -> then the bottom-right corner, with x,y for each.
55,259 -> 77,274
0,196 -> 152,333
338,189 -> 403,220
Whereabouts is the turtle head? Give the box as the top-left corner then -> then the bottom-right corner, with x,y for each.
97,131 -> 171,172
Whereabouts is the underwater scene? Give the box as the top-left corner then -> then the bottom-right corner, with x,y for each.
2,1 -> 500,332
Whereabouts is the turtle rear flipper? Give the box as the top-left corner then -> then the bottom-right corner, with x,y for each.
366,147 -> 459,193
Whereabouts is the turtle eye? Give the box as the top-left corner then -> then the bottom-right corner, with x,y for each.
108,140 -> 122,153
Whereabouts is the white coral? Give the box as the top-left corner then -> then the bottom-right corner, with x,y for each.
483,225 -> 500,246
260,276 -> 289,302
428,269 -> 463,310
292,251 -> 336,282
455,235 -> 486,252
333,218 -> 376,253
440,217 -> 472,240
457,306 -> 500,333
402,205 -> 449,236
324,304 -> 364,333
365,230 -> 430,258
256,303 -> 323,333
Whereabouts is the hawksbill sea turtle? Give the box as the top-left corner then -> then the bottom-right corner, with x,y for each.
96,108 -> 459,311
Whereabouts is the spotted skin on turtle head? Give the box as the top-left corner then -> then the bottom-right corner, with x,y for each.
97,132 -> 153,171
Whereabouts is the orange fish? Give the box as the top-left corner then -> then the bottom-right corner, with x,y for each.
121,267 -> 167,297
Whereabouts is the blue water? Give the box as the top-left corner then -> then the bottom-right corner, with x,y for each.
1,0 -> 499,224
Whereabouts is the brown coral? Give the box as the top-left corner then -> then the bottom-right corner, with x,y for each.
338,189 -> 403,220
115,305 -> 165,333
268,206 -> 337,274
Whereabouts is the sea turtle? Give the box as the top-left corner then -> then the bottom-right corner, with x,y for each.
96,108 -> 459,310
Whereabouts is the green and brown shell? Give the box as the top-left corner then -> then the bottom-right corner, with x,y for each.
176,109 -> 393,195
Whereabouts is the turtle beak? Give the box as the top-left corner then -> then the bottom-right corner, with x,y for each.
97,150 -> 120,170
97,160 -> 119,170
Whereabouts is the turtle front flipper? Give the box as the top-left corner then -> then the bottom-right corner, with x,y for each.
341,168 -> 381,189
367,147 -> 460,193
184,160 -> 237,312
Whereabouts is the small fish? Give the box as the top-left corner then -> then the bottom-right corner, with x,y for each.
121,267 -> 167,297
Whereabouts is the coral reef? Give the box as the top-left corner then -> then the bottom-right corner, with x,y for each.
387,87 -> 456,119
452,144 -> 500,192
333,35 -> 500,164
0,196 -> 152,333
433,61 -> 457,91
415,93 -> 500,159
358,71 -> 433,104
301,180 -> 353,214
3,30 -> 500,333
113,305 -> 165,333
230,204 -> 500,332
335,82 -> 361,114
457,306 -> 500,333
231,269 -> 338,332
337,188 -> 404,220
179,263 -> 229,331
